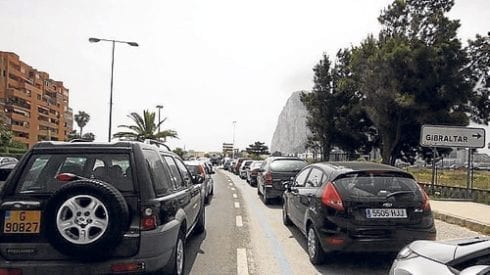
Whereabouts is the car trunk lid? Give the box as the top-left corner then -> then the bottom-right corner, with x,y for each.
332,171 -> 426,226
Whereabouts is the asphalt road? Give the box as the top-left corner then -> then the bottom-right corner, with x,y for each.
184,168 -> 484,275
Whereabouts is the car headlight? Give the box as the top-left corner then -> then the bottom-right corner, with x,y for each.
396,246 -> 418,260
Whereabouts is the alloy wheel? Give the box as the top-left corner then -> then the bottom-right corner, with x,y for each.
56,195 -> 109,244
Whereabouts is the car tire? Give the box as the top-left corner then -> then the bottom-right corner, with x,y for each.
44,179 -> 129,260
282,200 -> 292,226
262,187 -> 270,205
307,226 -> 325,265
194,206 -> 205,234
165,229 -> 185,275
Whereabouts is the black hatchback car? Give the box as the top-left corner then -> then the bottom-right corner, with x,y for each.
282,161 -> 436,265
0,141 -> 205,275
257,157 -> 307,204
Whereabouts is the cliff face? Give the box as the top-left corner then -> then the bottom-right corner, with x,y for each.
270,91 -> 310,155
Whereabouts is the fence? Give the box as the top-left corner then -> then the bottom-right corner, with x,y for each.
418,182 -> 490,205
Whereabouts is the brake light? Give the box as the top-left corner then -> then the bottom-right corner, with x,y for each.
418,185 -> 431,211
56,173 -> 78,182
264,172 -> 273,185
0,268 -> 22,275
141,208 -> 157,231
322,182 -> 344,211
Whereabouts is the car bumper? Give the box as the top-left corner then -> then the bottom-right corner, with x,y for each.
263,185 -> 284,199
316,226 -> 437,253
0,221 -> 181,274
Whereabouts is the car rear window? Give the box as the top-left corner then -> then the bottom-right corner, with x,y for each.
17,153 -> 134,193
187,165 -> 200,175
270,159 -> 307,172
333,171 -> 419,199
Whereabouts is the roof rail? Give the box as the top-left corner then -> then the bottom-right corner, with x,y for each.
143,139 -> 171,151
69,139 -> 92,143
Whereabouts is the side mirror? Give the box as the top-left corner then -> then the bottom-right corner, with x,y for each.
192,175 -> 204,184
282,180 -> 292,192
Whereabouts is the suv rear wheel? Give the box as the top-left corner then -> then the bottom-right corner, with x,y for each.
165,230 -> 185,275
44,179 -> 129,259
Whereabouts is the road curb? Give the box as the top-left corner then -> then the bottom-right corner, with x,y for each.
432,210 -> 490,235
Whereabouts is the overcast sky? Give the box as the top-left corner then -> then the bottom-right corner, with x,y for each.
1,0 -> 489,153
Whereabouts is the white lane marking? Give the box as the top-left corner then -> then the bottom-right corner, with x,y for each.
236,215 -> 243,227
234,202 -> 240,208
237,248 -> 249,275
229,183 -> 233,186
231,187 -> 236,191
233,193 -> 238,198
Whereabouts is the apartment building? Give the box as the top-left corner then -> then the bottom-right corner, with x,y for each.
0,51 -> 73,148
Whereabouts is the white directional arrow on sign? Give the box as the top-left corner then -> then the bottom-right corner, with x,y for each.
420,125 -> 486,148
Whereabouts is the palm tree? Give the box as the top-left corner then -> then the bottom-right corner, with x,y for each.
113,110 -> 178,142
74,111 -> 90,136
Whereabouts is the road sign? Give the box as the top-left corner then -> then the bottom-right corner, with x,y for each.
420,125 -> 486,148
222,143 -> 233,151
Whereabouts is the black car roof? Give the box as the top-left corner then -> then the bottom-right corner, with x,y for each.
31,141 -> 175,155
311,161 -> 414,180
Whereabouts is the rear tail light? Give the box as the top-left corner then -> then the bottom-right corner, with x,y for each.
56,173 -> 79,182
418,185 -> 431,211
0,268 -> 22,275
264,172 -> 273,185
141,207 -> 157,231
322,182 -> 344,212
111,262 -> 144,273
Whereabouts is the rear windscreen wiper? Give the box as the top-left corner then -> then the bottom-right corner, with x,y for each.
385,190 -> 415,198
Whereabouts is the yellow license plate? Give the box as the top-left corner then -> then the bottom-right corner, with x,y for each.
3,210 -> 41,234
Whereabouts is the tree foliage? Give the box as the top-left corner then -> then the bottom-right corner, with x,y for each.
350,0 -> 471,165
301,51 -> 373,161
466,33 -> 490,124
173,147 -> 187,159
0,126 -> 13,153
74,111 -> 90,136
246,141 -> 269,159
301,0 -> 487,165
113,110 -> 178,142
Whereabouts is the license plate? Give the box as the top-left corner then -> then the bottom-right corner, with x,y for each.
366,208 -> 407,219
3,210 -> 41,233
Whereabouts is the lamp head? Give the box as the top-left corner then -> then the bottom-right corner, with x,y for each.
88,37 -> 101,43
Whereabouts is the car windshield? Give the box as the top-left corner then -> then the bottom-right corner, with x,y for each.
270,159 -> 307,172
17,153 -> 134,193
334,172 -> 419,199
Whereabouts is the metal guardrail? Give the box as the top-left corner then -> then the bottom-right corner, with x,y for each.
418,182 -> 490,205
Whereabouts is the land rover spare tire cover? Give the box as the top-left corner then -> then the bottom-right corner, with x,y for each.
44,179 -> 129,259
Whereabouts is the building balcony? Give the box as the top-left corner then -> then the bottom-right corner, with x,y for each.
11,124 -> 29,133
8,88 -> 32,100
10,111 -> 30,121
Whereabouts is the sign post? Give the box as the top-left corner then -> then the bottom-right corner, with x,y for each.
420,125 -> 485,196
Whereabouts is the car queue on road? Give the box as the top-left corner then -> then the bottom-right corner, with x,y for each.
221,157 -> 489,275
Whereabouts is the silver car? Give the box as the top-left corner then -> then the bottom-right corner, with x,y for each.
390,237 -> 490,275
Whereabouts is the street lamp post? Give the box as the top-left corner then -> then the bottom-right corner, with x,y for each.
232,121 -> 237,159
156,105 -> 163,133
89,37 -> 139,142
